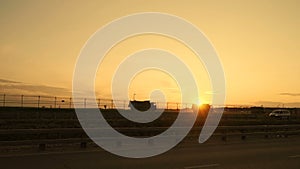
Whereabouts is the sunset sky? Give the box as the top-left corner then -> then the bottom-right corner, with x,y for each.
0,0 -> 299,107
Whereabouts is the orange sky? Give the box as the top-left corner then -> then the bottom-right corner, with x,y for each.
0,0 -> 299,107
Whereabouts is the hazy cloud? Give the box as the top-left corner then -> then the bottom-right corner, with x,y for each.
0,78 -> 71,96
254,101 -> 300,108
279,93 -> 300,97
0,78 -> 20,84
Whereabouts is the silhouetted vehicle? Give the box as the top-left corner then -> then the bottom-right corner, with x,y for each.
128,100 -> 156,111
269,109 -> 291,119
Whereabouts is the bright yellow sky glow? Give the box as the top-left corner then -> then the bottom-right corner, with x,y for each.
0,0 -> 299,107
95,34 -> 211,104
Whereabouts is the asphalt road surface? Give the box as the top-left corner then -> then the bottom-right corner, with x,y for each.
1,137 -> 299,169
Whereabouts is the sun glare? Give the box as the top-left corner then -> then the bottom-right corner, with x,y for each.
196,98 -> 203,106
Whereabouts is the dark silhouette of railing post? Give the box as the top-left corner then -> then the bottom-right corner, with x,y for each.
3,94 -> 5,107
37,96 -> 40,108
97,99 -> 100,108
84,98 -> 87,108
21,95 -> 24,107
69,97 -> 72,108
54,97 -> 57,108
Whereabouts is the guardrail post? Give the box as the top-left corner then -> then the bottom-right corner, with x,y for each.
69,97 -> 72,108
21,95 -> 24,107
80,142 -> 87,148
111,100 -> 114,109
264,134 -> 269,139
37,96 -> 40,108
39,143 -> 46,151
221,129 -> 228,141
54,97 -> 57,108
264,126 -> 269,139
241,129 -> 246,140
222,136 -> 227,141
3,94 -> 5,107
98,99 -> 101,108
241,135 -> 246,140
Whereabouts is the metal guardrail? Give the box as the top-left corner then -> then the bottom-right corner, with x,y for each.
1,125 -> 300,149
1,124 -> 300,134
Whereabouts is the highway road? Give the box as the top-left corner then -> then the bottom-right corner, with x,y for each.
0,137 -> 299,169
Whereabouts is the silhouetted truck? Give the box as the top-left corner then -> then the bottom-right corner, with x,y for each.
128,100 -> 156,111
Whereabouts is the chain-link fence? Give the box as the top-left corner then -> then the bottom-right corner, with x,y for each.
0,94 -> 194,111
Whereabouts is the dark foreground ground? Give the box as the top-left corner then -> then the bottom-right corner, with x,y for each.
0,107 -> 300,169
0,136 -> 299,169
